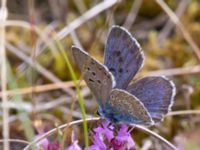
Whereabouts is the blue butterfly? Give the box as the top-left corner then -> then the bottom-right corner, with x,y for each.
72,25 -> 176,125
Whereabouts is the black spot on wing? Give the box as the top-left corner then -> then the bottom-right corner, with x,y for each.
89,78 -> 94,82
97,80 -> 101,84
115,50 -> 121,56
119,68 -> 123,73
119,57 -> 123,63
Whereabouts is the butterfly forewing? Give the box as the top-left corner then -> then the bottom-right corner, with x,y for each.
72,46 -> 115,107
104,26 -> 144,89
108,89 -> 153,125
127,76 -> 175,122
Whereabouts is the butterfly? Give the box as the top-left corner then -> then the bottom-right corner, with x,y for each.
72,25 -> 176,126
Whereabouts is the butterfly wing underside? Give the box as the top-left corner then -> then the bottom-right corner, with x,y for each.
127,76 -> 175,122
108,89 -> 153,125
104,26 -> 144,89
72,46 -> 115,107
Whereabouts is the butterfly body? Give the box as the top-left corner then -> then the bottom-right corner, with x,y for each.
72,26 -> 176,126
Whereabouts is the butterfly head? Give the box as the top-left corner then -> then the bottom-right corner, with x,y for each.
97,105 -> 120,123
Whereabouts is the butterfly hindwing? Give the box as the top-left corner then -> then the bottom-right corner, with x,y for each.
107,89 -> 153,125
104,26 -> 144,89
72,46 -> 115,107
126,76 -> 175,122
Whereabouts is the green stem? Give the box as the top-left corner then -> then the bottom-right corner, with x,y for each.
55,41 -> 89,149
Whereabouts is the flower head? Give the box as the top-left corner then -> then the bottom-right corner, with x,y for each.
110,124 -> 135,150
88,120 -> 135,150
34,130 -> 81,150
34,134 -> 49,150
67,130 -> 81,150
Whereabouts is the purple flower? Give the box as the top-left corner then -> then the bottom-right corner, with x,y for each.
110,125 -> 135,150
47,141 -> 60,150
34,134 -> 49,149
34,130 -> 81,150
88,120 -> 135,150
34,120 -> 135,150
34,134 -> 60,150
66,131 -> 81,150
